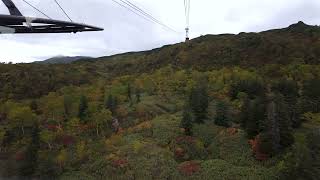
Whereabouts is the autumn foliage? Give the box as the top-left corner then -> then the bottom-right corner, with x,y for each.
14,151 -> 25,161
112,159 -> 128,168
45,124 -> 60,131
226,128 -> 238,136
174,147 -> 185,158
56,134 -> 75,146
249,135 -> 269,161
176,136 -> 196,144
178,161 -> 201,176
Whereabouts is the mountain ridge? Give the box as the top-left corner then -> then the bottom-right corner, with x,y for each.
1,21 -> 320,100
78,21 -> 320,78
92,21 -> 319,61
34,56 -> 93,64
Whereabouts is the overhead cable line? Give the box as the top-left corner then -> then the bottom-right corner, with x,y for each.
111,0 -> 179,33
111,0 -> 157,25
20,0 -> 51,19
53,0 -> 73,22
121,0 -> 177,33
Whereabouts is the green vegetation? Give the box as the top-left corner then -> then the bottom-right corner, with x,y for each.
1,22 -> 320,179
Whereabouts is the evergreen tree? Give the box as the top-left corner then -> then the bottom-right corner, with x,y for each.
230,79 -> 265,100
136,89 -> 141,103
276,94 -> 294,148
30,100 -> 38,113
258,93 -> 294,156
19,123 -> 40,177
280,130 -> 320,179
189,85 -> 208,124
113,96 -> 119,112
180,108 -> 193,136
0,126 -> 5,152
306,129 -> 320,177
240,96 -> 266,138
258,132 -> 274,156
63,95 -> 72,118
242,98 -> 259,137
273,78 -> 301,128
78,95 -> 88,122
302,78 -> 320,113
97,86 -> 106,110
106,94 -> 113,110
240,96 -> 250,129
106,94 -> 118,115
127,83 -> 132,102
214,101 -> 230,127
266,95 -> 281,154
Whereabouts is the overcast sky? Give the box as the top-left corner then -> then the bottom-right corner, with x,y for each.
0,0 -> 320,63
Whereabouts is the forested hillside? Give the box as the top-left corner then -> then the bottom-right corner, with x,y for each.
0,22 -> 320,180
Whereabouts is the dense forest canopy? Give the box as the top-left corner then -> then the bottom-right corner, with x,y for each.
0,22 -> 320,180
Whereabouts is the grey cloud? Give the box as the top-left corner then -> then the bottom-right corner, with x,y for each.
243,0 -> 320,32
0,0 -> 319,62
0,0 -> 179,62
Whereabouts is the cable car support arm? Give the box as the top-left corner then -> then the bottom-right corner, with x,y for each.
0,0 -> 103,34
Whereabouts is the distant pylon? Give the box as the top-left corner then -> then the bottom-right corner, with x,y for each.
184,0 -> 190,42
185,27 -> 189,41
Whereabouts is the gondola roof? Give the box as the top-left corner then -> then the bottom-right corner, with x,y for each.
0,14 -> 104,34
0,0 -> 104,34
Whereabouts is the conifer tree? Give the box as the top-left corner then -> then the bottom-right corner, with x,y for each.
63,95 -> 72,118
276,94 -> 294,148
214,101 -> 230,127
30,100 -> 38,113
106,94 -> 113,110
135,89 -> 141,103
240,96 -> 266,138
78,95 -> 88,122
180,107 -> 193,136
106,94 -> 118,115
19,123 -> 39,177
113,97 -> 119,112
96,86 -> 106,110
261,93 -> 294,155
266,95 -> 281,154
240,97 -> 258,138
240,96 -> 250,129
127,83 -> 132,102
273,79 -> 301,128
302,78 -> 320,113
189,85 -> 208,124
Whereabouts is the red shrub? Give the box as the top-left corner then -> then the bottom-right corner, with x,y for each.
226,128 -> 238,135
176,136 -> 196,144
249,135 -> 269,161
56,134 -> 75,146
112,159 -> 128,168
79,124 -> 95,132
178,161 -> 200,176
46,124 -> 60,131
15,151 -> 25,161
174,147 -> 185,158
